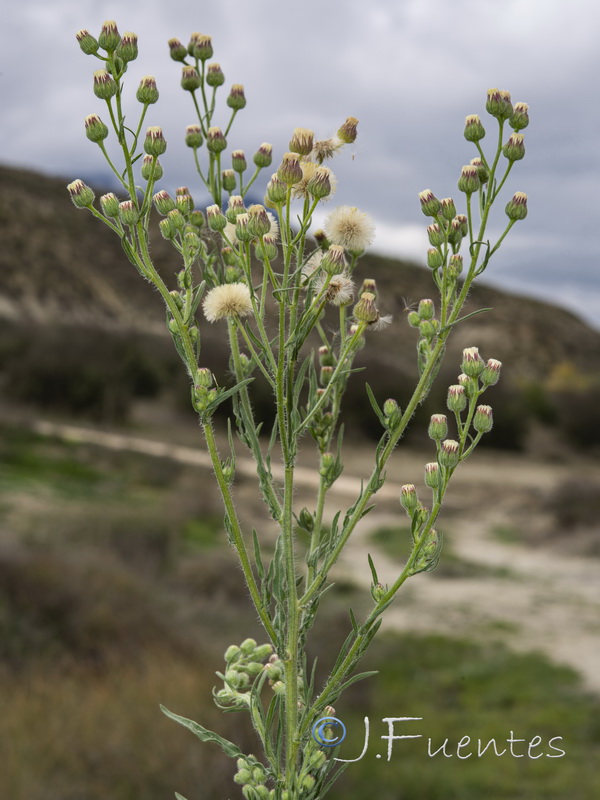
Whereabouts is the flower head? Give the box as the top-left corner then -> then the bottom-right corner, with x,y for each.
314,272 -> 355,306
203,283 -> 253,322
324,206 -> 375,253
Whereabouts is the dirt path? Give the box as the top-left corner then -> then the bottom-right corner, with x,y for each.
27,418 -> 600,693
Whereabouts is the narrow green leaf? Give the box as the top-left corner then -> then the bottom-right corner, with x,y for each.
367,553 -> 379,586
160,705 -> 243,759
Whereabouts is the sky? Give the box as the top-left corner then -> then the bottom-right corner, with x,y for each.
4,0 -> 600,328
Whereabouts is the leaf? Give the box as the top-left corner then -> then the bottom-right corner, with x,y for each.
367,553 -> 379,586
365,383 -> 386,427
160,705 -> 243,759
175,793 -> 189,800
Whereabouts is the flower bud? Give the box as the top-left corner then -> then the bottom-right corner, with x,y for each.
76,29 -> 99,55
353,292 -> 378,324
226,195 -> 246,223
503,133 -> 525,162
253,142 -> 272,169
400,484 -> 418,512
235,213 -> 252,242
247,205 -> 271,238
144,126 -> 167,156
439,439 -> 460,468
184,124 -> 203,149
206,62 -> 225,87
470,157 -> 489,185
481,358 -> 502,386
505,191 -> 528,221
190,33 -> 213,61
289,127 -> 314,156
67,179 -> 95,209
321,244 -> 346,275
456,214 -> 468,236
84,114 -> 109,144
424,462 -> 441,489
383,398 -> 401,427
181,65 -> 201,92
447,217 -> 463,248
419,319 -> 436,340
474,404 -> 493,433
136,75 -> 159,105
231,150 -> 247,173
189,210 -> 205,229
307,166 -> 333,199
255,235 -> 278,261
153,190 -> 175,215
207,126 -> 227,153
159,218 -> 174,239
440,197 -> 457,221
277,152 -> 303,186
118,199 -> 138,226
93,69 -> 117,100
447,384 -> 467,413
425,248 -> 443,269
168,38 -> 188,61
320,366 -> 334,386
167,208 -> 186,232
457,164 -> 480,195
407,311 -> 421,327
428,413 -> 448,441
117,31 -> 138,62
224,643 -> 240,662
99,192 -> 120,217
464,114 -> 486,142
141,155 -> 162,181
176,192 -> 193,215
338,116 -> 359,144
448,254 -> 463,279
458,373 -> 478,397
419,189 -> 441,217
418,298 -> 434,320
222,169 -> 236,192
461,346 -> 485,378
510,101 -> 529,131
427,223 -> 444,247
486,88 -> 513,121
227,84 -> 247,110
98,20 -> 121,52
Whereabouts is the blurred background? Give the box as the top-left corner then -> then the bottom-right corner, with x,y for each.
1,1 -> 600,798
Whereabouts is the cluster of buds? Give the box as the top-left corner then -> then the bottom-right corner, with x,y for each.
399,484 -> 441,572
233,754 -> 274,800
418,187 -> 470,259
445,346 -> 501,429
214,639 -> 274,711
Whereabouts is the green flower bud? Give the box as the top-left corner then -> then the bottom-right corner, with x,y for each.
226,195 -> 246,223
168,37 -> 188,61
426,248 -> 443,269
510,101 -> 529,131
207,204 -> 227,231
407,310 -> 421,327
447,384 -> 467,413
100,192 -> 120,217
117,31 -> 138,62
231,149 -> 247,173
144,126 -> 167,156
439,439 -> 460,468
481,358 -> 502,386
185,124 -> 203,148
136,75 -> 159,105
207,126 -> 227,153
76,29 -> 99,55
428,413 -> 448,441
320,366 -> 334,386
505,191 -> 528,221
448,254 -> 463,279
253,644 -> 273,661
360,278 -> 377,299
353,292 -> 378,324
289,127 -> 314,156
265,174 -> 286,204
93,69 -> 117,100
253,142 -> 272,169
425,461 -> 441,489
400,484 -> 418,512
247,204 -> 271,238
307,165 -> 333,199
191,33 -> 213,61
337,116 -> 359,144
206,62 -> 225,87
240,638 -> 257,655
98,20 -> 121,52
419,319 -> 436,339
233,768 -> 252,785
277,152 -> 303,186
486,88 -> 513,121
166,209 -> 185,234
118,199 -> 138,226
418,298 -> 435,320
440,197 -> 457,221
67,179 -> 95,209
235,213 -> 253,242
84,113 -> 108,143
189,210 -> 205,229
383,398 -> 401,427
141,155 -> 162,181
224,643 -> 241,661
474,404 -> 493,433
458,372 -> 478,397
227,84 -> 247,110
464,114 -> 486,142
503,133 -> 525,162
159,218 -> 174,239
426,223 -> 445,247
321,244 -> 346,275
418,189 -> 441,217
181,64 -> 201,92
153,190 -> 175,215
457,164 -> 480,195
461,346 -> 485,378
176,192 -> 193,215
222,169 -> 236,193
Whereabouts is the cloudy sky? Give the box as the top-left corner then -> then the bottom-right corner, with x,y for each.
4,0 -> 600,328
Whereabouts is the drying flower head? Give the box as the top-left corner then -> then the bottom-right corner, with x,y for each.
312,137 -> 343,162
315,272 -> 355,306
203,283 -> 253,322
325,206 -> 375,253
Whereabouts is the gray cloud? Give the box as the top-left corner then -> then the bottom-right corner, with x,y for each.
3,0 -> 599,326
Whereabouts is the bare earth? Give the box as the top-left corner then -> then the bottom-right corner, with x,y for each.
29,418 -> 600,694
